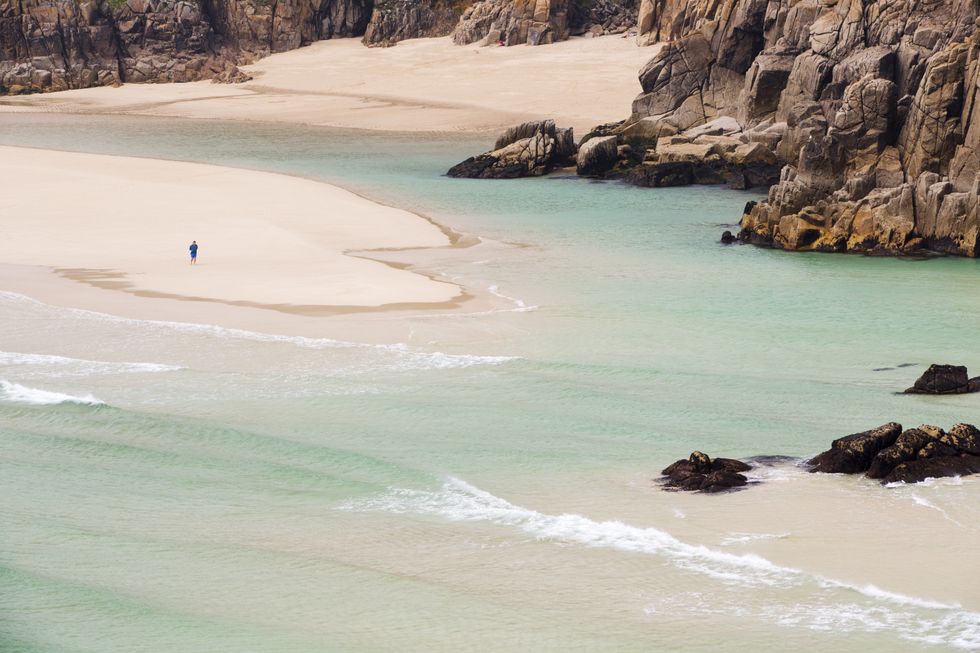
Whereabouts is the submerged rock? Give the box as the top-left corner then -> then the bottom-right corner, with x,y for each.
807,422 -> 980,484
660,451 -> 752,493
904,364 -> 980,395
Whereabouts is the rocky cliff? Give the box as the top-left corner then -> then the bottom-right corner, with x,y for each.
620,0 -> 980,256
361,0 -> 463,45
1,0 -> 638,92
0,0 -> 370,93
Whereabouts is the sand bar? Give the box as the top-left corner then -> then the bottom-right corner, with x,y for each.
0,146 -> 462,311
0,36 -> 655,135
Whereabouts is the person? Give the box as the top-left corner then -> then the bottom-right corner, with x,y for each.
189,240 -> 198,264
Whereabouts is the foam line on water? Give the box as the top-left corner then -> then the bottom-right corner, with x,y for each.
0,351 -> 181,376
0,379 -> 105,406
341,477 -> 980,647
342,477 -> 797,586
0,291 -> 518,370
720,531 -> 790,546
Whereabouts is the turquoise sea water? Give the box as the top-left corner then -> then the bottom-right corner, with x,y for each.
1,115 -> 979,652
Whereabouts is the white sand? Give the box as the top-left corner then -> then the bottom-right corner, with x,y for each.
0,35 -> 654,135
0,146 -> 460,310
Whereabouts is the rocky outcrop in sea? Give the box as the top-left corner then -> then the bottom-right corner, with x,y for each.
447,119 -> 577,178
617,0 -> 980,257
808,422 -> 980,484
660,451 -> 752,492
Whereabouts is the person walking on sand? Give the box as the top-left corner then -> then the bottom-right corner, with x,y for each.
189,240 -> 198,265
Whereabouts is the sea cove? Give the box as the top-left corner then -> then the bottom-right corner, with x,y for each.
1,114 -> 979,651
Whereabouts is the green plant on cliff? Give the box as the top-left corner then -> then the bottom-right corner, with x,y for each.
104,0 -> 128,10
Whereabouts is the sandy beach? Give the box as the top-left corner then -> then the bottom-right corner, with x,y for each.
0,146 -> 465,316
0,35 -> 654,331
0,36 -> 654,135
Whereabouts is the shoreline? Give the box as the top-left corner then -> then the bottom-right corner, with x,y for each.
0,145 -> 520,342
0,36 -> 654,136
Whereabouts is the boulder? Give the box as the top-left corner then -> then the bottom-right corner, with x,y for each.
905,364 -> 980,394
809,422 -> 980,484
806,422 -> 902,474
940,423 -> 980,455
661,452 -> 752,493
866,428 -> 939,479
447,120 -> 576,179
576,135 -> 619,176
882,455 -> 980,484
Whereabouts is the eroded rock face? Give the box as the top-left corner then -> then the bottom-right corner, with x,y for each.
0,0 -> 370,93
577,135 -> 619,176
362,0 -> 463,46
622,0 -> 980,257
452,0 -> 570,46
447,119 -> 577,178
660,451 -> 752,493
807,422 -> 980,484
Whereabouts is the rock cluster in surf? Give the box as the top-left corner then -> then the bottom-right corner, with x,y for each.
660,451 -> 752,492
807,422 -> 980,484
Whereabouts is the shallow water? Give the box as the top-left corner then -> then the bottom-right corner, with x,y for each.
1,115 -> 979,652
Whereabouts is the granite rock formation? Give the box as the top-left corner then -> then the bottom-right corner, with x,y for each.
904,364 -> 980,394
451,0 -> 571,45
569,0 -> 636,38
660,450 -> 752,492
447,119 -> 577,178
807,422 -> 980,484
362,0 -> 464,46
615,0 -> 980,257
0,0 -> 371,93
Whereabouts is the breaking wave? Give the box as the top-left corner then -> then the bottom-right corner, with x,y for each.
341,477 -> 980,648
0,379 -> 105,406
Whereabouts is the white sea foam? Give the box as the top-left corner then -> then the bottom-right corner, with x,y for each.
720,531 -> 790,546
0,351 -> 181,377
908,494 -> 964,527
0,291 -> 518,372
342,477 -> 795,587
342,477 -> 980,648
488,285 -> 538,313
0,379 -> 105,406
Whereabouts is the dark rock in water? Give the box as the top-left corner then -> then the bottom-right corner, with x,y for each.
807,422 -> 902,474
882,456 -> 980,484
720,230 -> 737,244
940,423 -> 980,455
661,451 -> 751,493
866,427 -> 939,479
809,422 -> 980,484
904,364 -> 980,394
447,119 -> 576,179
